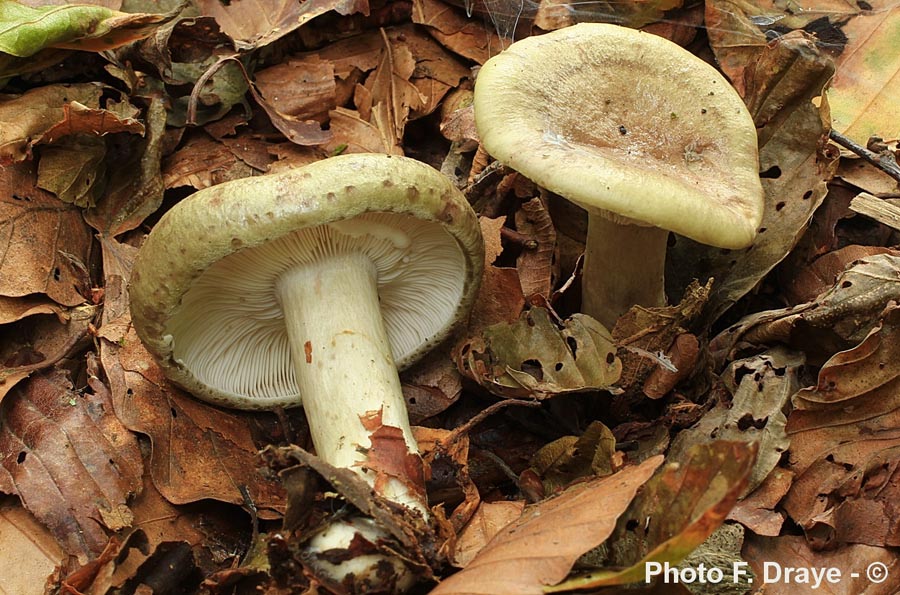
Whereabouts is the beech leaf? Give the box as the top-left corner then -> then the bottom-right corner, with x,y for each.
457,307 -> 621,398
0,368 -> 143,563
430,455 -> 663,595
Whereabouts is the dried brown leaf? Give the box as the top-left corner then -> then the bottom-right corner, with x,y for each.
196,0 -> 369,50
0,368 -> 143,563
0,497 -> 66,594
0,162 -> 92,306
668,32 -> 838,327
412,0 -> 506,64
711,253 -> 900,365
0,303 -> 95,402
0,83 -> 104,164
0,295 -> 63,325
782,303 -> 900,547
458,307 -> 621,399
670,347 -> 802,496
515,197 -> 557,298
452,500 -> 525,567
743,534 -> 900,595
430,455 -> 663,595
553,441 -> 756,590
83,96 -> 167,236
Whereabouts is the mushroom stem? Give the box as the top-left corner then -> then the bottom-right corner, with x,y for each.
581,214 -> 669,329
276,251 -> 426,588
276,250 -> 427,512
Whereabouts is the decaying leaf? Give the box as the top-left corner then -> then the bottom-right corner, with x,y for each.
430,455 -> 663,595
744,534 -> 900,595
783,303 -> 900,547
711,253 -> 900,366
0,368 -> 143,563
83,96 -> 167,236
0,303 -> 95,402
553,441 -> 756,590
668,30 -> 838,327
669,347 -> 802,496
0,162 -> 92,306
515,197 -> 557,299
0,83 -> 102,165
195,0 -> 369,51
457,307 -> 621,398
529,420 -> 618,494
614,279 -> 710,395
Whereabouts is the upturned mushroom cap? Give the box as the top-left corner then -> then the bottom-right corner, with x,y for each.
129,153 -> 483,410
473,23 -> 764,249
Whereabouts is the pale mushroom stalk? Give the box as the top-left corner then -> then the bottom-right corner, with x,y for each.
581,214 -> 669,329
129,153 -> 484,593
276,251 -> 426,514
473,23 -> 765,329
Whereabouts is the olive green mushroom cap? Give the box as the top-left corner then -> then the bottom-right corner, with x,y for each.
473,23 -> 764,249
129,153 -> 484,410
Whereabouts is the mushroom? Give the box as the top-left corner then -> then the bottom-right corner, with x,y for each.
129,153 -> 483,590
473,23 -> 764,328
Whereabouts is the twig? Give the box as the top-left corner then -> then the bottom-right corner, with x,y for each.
829,129 -> 900,185
440,398 -> 541,449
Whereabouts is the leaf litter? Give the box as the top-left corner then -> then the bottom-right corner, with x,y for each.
1,0 -> 900,592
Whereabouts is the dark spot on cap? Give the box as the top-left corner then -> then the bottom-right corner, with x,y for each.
382,179 -> 394,188
326,192 -> 336,202
345,185 -> 356,193
231,238 -> 243,248
407,186 -> 420,201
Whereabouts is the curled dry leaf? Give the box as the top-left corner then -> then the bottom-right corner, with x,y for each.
457,307 -> 621,399
195,0 -> 369,51
430,455 -> 663,595
613,279 -> 710,394
0,368 -> 143,563
711,253 -> 900,367
668,30 -> 837,327
0,303 -> 95,402
669,347 -> 802,496
528,420 -> 618,494
412,0 -> 506,64
515,197 -> 557,299
783,303 -> 900,547
552,441 -> 756,590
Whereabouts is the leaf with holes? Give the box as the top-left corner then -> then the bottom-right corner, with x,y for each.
457,307 -> 621,399
0,368 -> 143,563
0,162 -> 92,306
668,31 -> 838,327
783,303 -> 900,547
549,441 -> 756,590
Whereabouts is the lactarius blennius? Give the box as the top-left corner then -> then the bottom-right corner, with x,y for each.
473,23 -> 765,328
129,153 -> 484,591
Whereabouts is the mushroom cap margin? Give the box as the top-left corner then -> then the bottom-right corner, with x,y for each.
128,153 -> 484,410
473,23 -> 764,249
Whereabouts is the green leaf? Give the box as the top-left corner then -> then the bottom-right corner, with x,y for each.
0,1 -> 179,57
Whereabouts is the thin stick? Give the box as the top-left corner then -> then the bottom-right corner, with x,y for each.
829,129 -> 900,185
